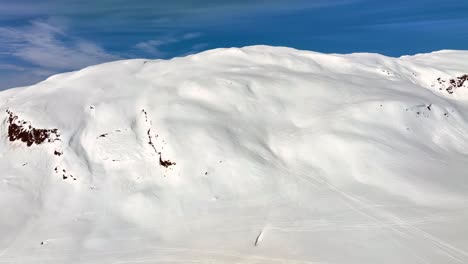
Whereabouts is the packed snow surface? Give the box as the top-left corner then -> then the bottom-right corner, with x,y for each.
1,46 -> 468,263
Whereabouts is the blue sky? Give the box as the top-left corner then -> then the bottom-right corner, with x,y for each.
0,0 -> 467,89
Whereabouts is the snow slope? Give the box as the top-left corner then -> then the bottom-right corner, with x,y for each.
1,46 -> 468,263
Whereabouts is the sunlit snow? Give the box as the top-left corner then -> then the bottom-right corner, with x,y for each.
1,46 -> 468,263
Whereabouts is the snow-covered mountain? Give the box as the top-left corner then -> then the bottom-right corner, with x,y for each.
1,46 -> 468,264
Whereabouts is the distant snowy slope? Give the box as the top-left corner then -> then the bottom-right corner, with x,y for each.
1,46 -> 468,264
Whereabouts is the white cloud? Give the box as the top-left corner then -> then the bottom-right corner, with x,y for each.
134,32 -> 202,57
182,32 -> 202,40
0,19 -> 120,71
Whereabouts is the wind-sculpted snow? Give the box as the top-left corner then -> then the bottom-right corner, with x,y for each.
1,46 -> 468,263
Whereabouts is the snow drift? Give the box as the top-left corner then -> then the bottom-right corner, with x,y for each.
1,46 -> 468,263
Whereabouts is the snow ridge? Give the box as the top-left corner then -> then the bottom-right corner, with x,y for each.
1,46 -> 468,264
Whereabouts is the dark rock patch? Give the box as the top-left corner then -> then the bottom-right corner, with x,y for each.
159,156 -> 176,168
436,74 -> 468,94
142,109 -> 149,123
6,110 -> 60,147
142,109 -> 177,169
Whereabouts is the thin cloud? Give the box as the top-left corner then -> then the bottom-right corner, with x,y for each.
182,32 -> 202,39
135,32 -> 202,57
0,19 -> 119,71
365,18 -> 468,31
0,64 -> 26,71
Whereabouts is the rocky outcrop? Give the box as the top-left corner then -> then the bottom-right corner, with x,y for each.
6,109 -> 60,147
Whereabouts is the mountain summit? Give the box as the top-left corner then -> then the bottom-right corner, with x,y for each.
1,46 -> 468,263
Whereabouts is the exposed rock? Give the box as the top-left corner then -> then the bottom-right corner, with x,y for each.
436,74 -> 468,94
6,110 -> 60,147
